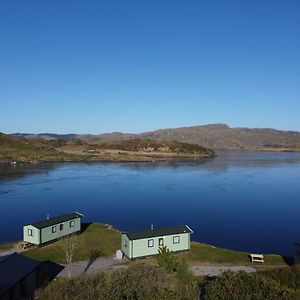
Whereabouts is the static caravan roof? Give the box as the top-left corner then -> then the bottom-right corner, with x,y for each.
27,212 -> 83,229
124,225 -> 193,240
0,253 -> 40,297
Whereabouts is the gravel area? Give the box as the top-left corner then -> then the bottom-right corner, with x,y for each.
191,265 -> 256,276
58,258 -> 124,278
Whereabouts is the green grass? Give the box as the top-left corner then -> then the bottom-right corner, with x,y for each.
10,224 -> 286,267
22,223 -> 121,264
0,241 -> 18,252
179,242 -> 286,266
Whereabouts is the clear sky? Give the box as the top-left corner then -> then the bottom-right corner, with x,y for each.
0,1 -> 299,134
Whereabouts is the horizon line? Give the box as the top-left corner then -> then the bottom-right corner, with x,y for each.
3,123 -> 300,136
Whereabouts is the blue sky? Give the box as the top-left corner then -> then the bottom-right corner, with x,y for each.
0,1 -> 299,134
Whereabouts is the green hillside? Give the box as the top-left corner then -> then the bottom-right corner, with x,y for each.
0,133 -> 80,162
0,133 -> 214,163
96,138 -> 215,155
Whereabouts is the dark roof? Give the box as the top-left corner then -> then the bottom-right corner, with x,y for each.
28,212 -> 83,229
124,225 -> 193,240
0,253 -> 41,296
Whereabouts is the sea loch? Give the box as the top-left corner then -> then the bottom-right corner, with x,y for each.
1,151 -> 300,255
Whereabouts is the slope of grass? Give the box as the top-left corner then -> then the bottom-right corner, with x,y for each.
180,242 -> 286,266
0,132 -> 88,163
0,241 -> 18,252
22,223 -> 121,263
18,224 -> 286,266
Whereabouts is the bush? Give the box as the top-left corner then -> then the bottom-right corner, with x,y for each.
39,264 -> 177,300
258,267 -> 300,290
157,246 -> 179,273
156,246 -> 199,299
175,260 -> 199,300
108,264 -> 173,300
203,271 -> 300,300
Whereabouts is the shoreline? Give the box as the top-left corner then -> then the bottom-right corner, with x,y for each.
3,147 -> 300,165
0,223 -> 288,258
0,223 -> 288,268
0,153 -> 217,165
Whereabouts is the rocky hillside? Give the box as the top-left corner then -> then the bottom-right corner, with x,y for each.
11,124 -> 300,151
140,124 -> 300,151
0,133 -> 214,163
95,138 -> 214,155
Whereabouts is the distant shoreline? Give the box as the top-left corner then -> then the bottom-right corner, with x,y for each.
3,147 -> 300,165
0,153 -> 216,165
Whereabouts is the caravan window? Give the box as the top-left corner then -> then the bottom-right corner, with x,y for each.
52,226 -> 56,233
148,239 -> 154,247
173,236 -> 180,244
159,238 -> 164,247
28,229 -> 33,236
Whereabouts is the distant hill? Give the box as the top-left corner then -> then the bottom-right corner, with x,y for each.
11,133 -> 77,140
12,124 -> 300,151
139,124 -> 300,151
0,133 -> 82,163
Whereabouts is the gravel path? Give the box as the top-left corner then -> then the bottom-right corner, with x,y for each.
58,261 -> 256,278
191,265 -> 256,276
0,249 -> 257,279
58,258 -> 124,278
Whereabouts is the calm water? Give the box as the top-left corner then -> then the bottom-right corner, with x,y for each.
1,151 -> 300,255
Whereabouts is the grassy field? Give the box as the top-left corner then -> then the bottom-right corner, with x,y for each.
19,223 -> 287,267
180,242 -> 287,266
0,241 -> 18,252
23,223 -> 121,263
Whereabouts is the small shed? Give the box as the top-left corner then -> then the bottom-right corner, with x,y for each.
23,212 -> 83,246
0,253 -> 48,300
121,225 -> 193,259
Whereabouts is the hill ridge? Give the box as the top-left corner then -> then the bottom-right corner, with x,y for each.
8,123 -> 300,151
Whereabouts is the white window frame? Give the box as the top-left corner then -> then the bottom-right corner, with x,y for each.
28,229 -> 33,237
148,239 -> 154,247
52,226 -> 56,233
69,220 -> 75,227
59,224 -> 64,231
173,236 -> 180,244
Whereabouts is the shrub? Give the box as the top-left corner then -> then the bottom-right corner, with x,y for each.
203,271 -> 300,300
157,246 -> 179,273
258,267 -> 300,290
39,264 -> 176,300
174,259 -> 199,300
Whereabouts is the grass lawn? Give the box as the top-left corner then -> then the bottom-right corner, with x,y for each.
22,223 -> 121,264
19,223 -> 287,267
179,242 -> 287,266
0,241 -> 18,252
